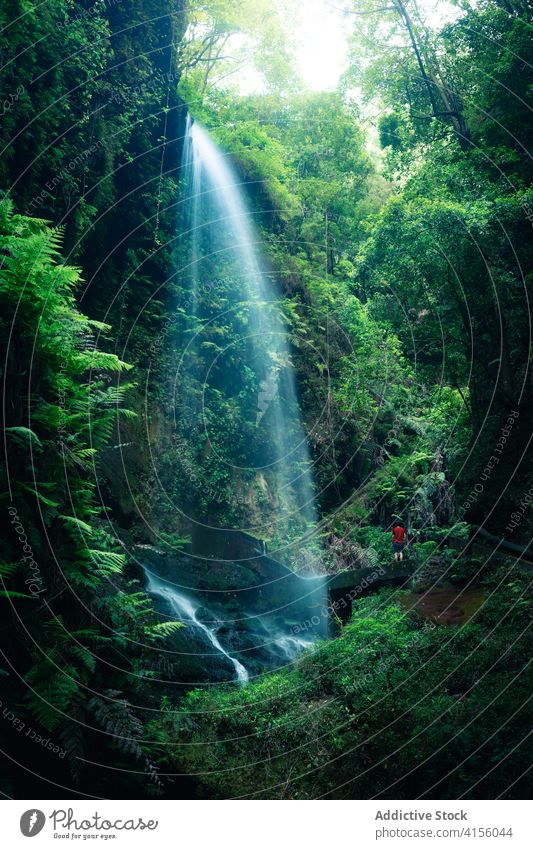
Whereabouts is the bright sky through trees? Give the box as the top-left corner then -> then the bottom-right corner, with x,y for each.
294,0 -> 348,90
290,0 -> 461,91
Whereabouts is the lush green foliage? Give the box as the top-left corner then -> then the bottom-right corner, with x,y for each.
0,200 -> 181,795
1,0 -> 531,800
150,576 -> 532,799
0,0 -> 188,353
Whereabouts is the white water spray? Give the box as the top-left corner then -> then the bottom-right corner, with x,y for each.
177,117 -> 319,540
145,571 -> 249,684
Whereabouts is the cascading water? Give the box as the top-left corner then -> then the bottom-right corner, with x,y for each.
175,116 -> 320,551
141,116 -> 328,686
145,570 -> 249,684
144,567 -> 320,684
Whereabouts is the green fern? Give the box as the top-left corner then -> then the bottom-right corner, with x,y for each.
4,426 -> 42,447
143,621 -> 184,642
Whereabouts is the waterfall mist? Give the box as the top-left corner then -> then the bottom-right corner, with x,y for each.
174,116 -> 320,554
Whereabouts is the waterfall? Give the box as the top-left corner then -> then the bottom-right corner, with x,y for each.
175,116 -> 320,552
145,570 -> 249,684
143,568 -> 320,684
140,117 -> 329,686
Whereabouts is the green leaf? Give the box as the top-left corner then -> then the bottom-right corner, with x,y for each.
5,426 -> 42,447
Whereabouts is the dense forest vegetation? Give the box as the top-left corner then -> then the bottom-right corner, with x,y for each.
0,0 -> 531,799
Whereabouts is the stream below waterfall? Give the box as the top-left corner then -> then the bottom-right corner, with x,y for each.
145,569 -> 250,684
143,564 -> 321,685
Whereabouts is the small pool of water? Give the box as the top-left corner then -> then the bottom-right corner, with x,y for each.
400,587 -> 486,626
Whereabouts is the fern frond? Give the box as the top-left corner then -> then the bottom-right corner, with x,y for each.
144,621 -> 184,642
4,426 -> 42,447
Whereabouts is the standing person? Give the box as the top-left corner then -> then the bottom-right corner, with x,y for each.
392,520 -> 407,561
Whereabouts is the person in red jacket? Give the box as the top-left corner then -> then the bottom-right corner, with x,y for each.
392,521 -> 407,561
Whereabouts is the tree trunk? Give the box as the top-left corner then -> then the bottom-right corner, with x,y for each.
394,0 -> 472,151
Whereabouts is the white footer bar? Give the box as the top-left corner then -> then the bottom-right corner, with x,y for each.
2,799 -> 530,848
